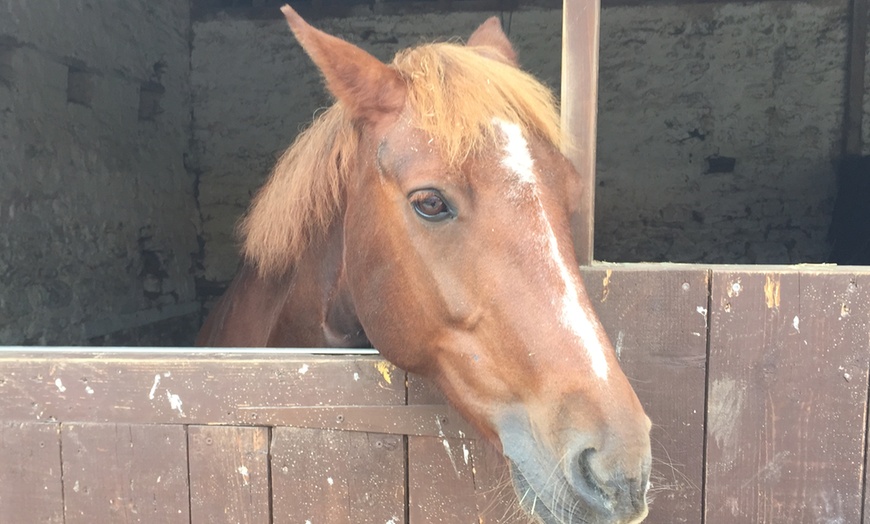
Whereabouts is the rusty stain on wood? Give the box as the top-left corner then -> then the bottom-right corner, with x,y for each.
601,268 -> 613,302
764,274 -> 781,309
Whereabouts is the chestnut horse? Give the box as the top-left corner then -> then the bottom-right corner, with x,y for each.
199,6 -> 651,523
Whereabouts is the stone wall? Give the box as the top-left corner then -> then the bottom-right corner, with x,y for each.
595,0 -> 848,263
0,1 -> 199,344
192,0 -> 855,293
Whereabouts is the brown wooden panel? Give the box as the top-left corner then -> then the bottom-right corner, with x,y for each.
238,404 -> 472,437
0,355 -> 403,425
468,439 -> 527,524
61,423 -> 190,523
581,266 -> 708,523
407,375 -> 480,523
271,427 -> 405,524
706,270 -> 870,523
0,422 -> 63,523
188,425 -> 270,524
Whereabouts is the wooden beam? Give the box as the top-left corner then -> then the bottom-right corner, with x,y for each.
845,0 -> 868,155
561,0 -> 601,264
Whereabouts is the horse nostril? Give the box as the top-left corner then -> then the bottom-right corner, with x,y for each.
575,448 -> 611,505
573,447 -> 649,514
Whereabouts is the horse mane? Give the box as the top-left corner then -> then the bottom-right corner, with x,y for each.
241,42 -> 562,275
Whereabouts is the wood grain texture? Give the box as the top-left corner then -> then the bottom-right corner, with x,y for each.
705,270 -> 870,524
582,265 -> 709,523
406,375 -> 479,523
271,427 -> 405,524
61,423 -> 190,523
468,439 -> 527,524
0,422 -> 63,523
0,355 -> 404,425
188,425 -> 270,524
562,0 -> 601,264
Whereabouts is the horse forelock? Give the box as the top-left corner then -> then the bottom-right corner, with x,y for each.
395,43 -> 562,165
241,41 -> 562,276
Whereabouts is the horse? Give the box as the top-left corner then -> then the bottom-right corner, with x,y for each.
198,5 -> 652,523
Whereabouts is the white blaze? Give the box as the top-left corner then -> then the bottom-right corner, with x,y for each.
494,119 -> 609,380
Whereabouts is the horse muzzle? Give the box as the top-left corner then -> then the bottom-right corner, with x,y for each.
497,408 -> 651,524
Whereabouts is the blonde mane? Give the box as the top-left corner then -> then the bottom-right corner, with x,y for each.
241,42 -> 562,275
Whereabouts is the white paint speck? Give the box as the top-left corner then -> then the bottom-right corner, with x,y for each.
386,518 -> 399,524
327,477 -> 334,486
73,480 -> 80,493
157,476 -> 162,483
435,417 -> 461,476
793,316 -> 800,333
238,466 -> 249,486
729,281 -> 742,297
54,378 -> 66,393
163,371 -> 171,378
305,520 -> 312,524
697,306 -> 708,316
166,390 -> 185,417
85,386 -> 94,395
462,443 -> 470,465
298,364 -> 309,375
148,374 -> 161,400
353,372 -> 359,381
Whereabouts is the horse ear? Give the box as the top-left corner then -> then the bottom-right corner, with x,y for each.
280,5 -> 405,122
467,17 -> 518,66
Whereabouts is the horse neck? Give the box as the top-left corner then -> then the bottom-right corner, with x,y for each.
197,218 -> 367,348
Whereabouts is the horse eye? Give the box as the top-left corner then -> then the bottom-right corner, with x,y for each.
410,190 -> 453,222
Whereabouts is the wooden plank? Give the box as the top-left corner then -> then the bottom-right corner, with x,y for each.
406,376 -> 480,523
865,367 -> 870,524
0,422 -> 63,523
188,425 -> 270,524
61,423 -> 190,523
705,270 -> 870,523
844,0 -> 868,155
271,427 -> 405,524
581,266 -> 708,523
561,0 -> 601,264
237,404 -> 473,437
468,438 -> 527,524
0,355 -> 404,426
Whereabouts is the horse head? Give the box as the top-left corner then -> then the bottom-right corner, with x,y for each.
262,7 -> 652,522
